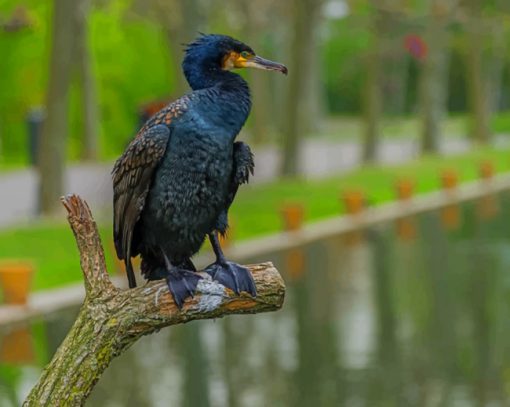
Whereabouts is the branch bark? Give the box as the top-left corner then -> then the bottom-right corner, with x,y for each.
23,195 -> 285,406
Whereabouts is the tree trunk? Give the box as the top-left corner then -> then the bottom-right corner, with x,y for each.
465,1 -> 491,144
487,22 -> 506,114
75,0 -> 100,161
164,0 -> 203,97
362,39 -> 381,163
281,0 -> 323,177
166,27 -> 190,96
23,195 -> 285,406
38,0 -> 76,214
419,9 -> 450,153
378,9 -> 408,116
240,0 -> 272,145
304,31 -> 325,133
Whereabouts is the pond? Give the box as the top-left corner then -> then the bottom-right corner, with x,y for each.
2,193 -> 510,406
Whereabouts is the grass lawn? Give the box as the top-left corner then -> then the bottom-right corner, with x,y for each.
0,224 -> 118,294
1,146 -> 509,292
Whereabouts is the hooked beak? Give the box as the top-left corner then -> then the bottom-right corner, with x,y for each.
245,55 -> 288,75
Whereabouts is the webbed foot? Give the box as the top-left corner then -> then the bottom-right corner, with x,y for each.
160,252 -> 201,309
165,268 -> 202,309
205,261 -> 256,297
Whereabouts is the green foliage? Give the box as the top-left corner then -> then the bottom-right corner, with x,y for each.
31,320 -> 50,366
0,0 -> 175,164
0,363 -> 21,406
491,111 -> 510,133
1,147 -> 509,291
3,1 -> 509,165
323,17 -> 369,113
87,3 -> 175,158
0,1 -> 50,165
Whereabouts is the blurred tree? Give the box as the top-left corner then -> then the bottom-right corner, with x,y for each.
38,0 -> 77,214
237,0 -> 275,144
464,0 -> 491,144
131,0 -> 206,96
418,1 -> 456,153
485,0 -> 509,114
281,0 -> 324,177
361,1 -> 383,163
378,7 -> 409,116
487,24 -> 506,114
305,16 -> 326,133
163,0 -> 204,95
75,0 -> 99,160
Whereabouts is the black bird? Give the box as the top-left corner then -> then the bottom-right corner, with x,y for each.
113,34 -> 287,308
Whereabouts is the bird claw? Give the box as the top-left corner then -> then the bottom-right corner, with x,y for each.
165,269 -> 202,309
204,261 -> 257,297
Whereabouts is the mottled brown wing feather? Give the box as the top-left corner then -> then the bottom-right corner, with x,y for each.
112,124 -> 170,264
112,96 -> 191,288
227,141 -> 254,207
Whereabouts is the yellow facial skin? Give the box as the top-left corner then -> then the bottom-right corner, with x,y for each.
222,51 -> 253,70
222,51 -> 288,75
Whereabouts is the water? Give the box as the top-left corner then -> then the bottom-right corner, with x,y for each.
2,193 -> 510,406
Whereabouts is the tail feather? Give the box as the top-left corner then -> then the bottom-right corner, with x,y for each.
125,258 -> 137,288
141,254 -> 166,281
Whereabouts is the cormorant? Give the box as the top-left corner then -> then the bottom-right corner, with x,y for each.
113,34 -> 287,308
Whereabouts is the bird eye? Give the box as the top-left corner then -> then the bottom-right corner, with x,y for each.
240,51 -> 251,59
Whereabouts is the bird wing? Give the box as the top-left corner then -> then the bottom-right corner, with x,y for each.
227,141 -> 254,207
112,124 -> 170,286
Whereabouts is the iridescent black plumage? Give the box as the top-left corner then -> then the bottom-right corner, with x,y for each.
113,34 -> 286,307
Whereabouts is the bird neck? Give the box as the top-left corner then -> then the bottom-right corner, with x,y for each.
183,62 -> 246,91
183,63 -> 252,135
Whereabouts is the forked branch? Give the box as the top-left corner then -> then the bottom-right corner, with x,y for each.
23,194 -> 285,406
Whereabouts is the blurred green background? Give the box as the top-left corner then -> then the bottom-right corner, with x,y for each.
3,1 -> 510,405
1,0 -> 510,290
1,0 -> 510,168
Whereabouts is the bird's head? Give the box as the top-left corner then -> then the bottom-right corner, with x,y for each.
183,34 -> 287,89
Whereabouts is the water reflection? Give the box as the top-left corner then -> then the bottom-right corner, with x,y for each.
2,195 -> 510,406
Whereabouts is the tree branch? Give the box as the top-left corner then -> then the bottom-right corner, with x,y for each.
23,194 -> 285,406
61,195 -> 114,297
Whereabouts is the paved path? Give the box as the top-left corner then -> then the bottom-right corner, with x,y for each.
1,136 -> 508,228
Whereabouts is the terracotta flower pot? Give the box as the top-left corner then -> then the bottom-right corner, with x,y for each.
441,169 -> 458,190
281,204 -> 304,232
479,161 -> 494,180
396,179 -> 414,201
0,260 -> 34,305
342,190 -> 365,215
